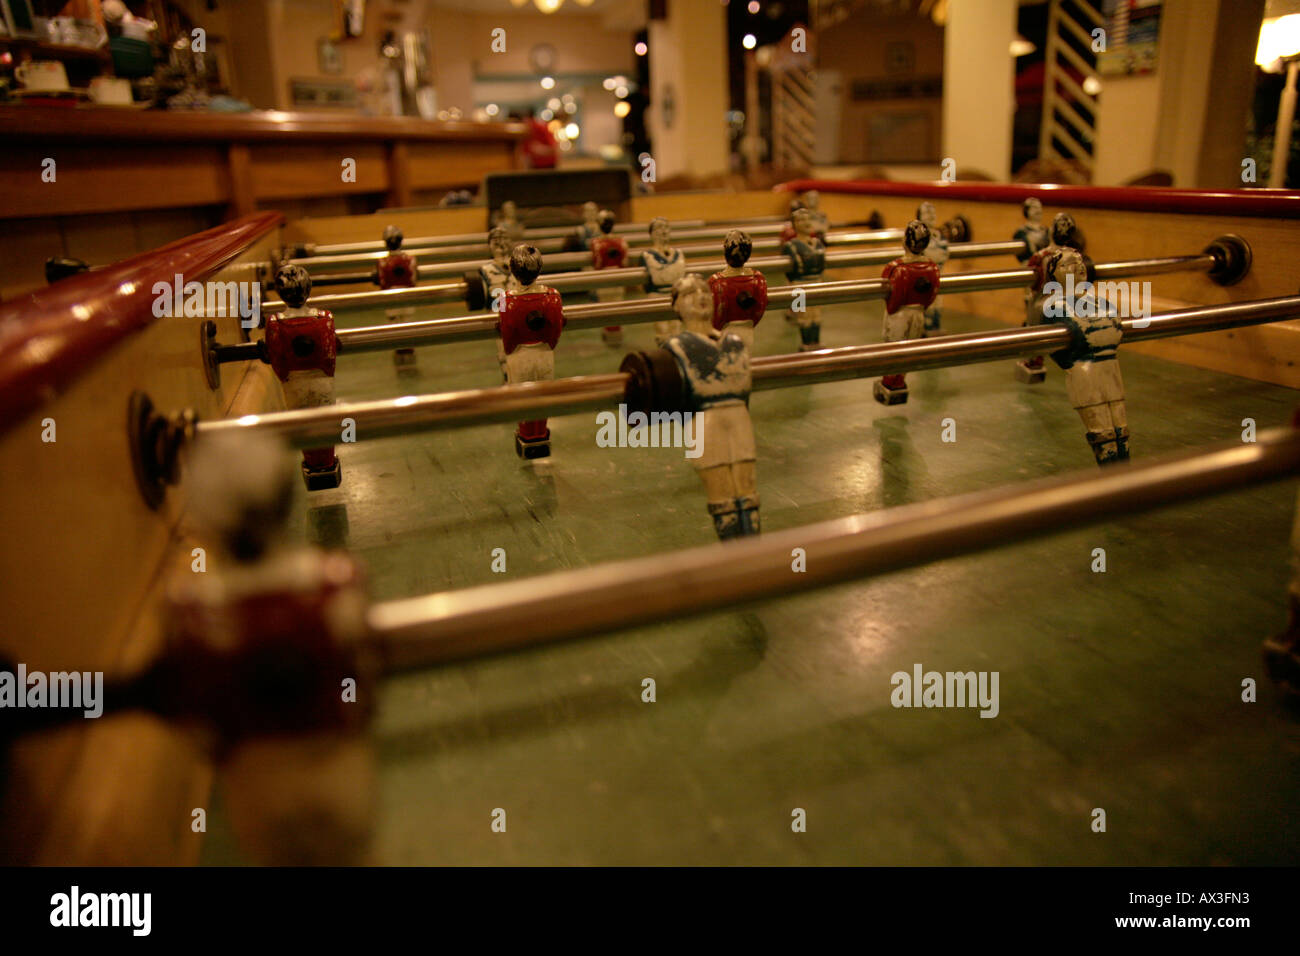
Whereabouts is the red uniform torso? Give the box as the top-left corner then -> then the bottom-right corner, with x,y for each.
591,236 -> 629,270
882,258 -> 940,313
377,252 -> 417,289
265,309 -> 337,381
164,552 -> 367,739
780,223 -> 825,244
708,272 -> 768,332
499,289 -> 565,354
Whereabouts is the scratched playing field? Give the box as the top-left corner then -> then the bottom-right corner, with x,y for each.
201,280 -> 1300,865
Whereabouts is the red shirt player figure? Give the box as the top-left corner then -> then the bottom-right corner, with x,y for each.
708,229 -> 768,354
522,107 -> 558,169
265,265 -> 341,489
1017,212 -> 1087,384
875,220 -> 939,406
164,431 -> 375,864
376,225 -> 418,371
591,209 -> 630,346
499,245 -> 566,459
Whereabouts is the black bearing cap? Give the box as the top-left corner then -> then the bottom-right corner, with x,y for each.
942,214 -> 972,244
1204,234 -> 1252,287
463,270 -> 488,311
619,349 -> 687,416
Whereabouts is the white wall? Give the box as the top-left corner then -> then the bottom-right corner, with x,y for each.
646,2 -> 729,179
942,0 -> 1017,180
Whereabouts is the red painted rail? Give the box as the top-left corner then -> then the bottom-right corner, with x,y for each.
777,179 -> 1300,219
0,211 -> 282,431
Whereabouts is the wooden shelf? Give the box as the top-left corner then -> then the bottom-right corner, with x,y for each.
0,36 -> 111,63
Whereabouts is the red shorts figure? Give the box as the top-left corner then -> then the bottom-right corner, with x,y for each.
265,264 -> 341,489
498,244 -> 566,459
591,209 -> 629,346
708,229 -> 768,354
875,220 -> 939,406
376,224 -> 418,370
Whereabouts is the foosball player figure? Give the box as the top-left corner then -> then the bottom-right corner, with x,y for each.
376,225 -> 418,370
875,220 -> 939,406
641,216 -> 687,345
494,200 -> 525,244
1013,198 -> 1050,263
1017,211 -> 1085,384
782,207 -> 828,351
571,200 -> 602,250
664,274 -> 759,540
591,209 -> 630,345
802,189 -> 830,237
1043,249 -> 1130,466
1265,447 -> 1300,702
163,430 -> 375,864
916,201 -> 950,334
266,265 -> 341,489
499,245 -> 566,459
481,226 -> 518,380
708,229 -> 768,354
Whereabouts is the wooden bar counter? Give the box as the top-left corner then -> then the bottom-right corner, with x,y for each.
0,106 -> 526,221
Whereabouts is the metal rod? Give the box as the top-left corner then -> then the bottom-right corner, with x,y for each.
329,252 -> 1219,353
368,426 -> 1300,672
196,294 -> 1300,451
296,215 -> 875,258
749,294 -> 1300,391
199,373 -> 629,447
266,240 -> 1028,313
290,226 -> 903,276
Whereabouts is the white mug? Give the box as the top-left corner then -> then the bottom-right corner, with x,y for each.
15,60 -> 69,92
89,76 -> 132,105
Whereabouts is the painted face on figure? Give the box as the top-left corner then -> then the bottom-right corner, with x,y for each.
582,201 -> 598,223
1024,198 -> 1043,224
804,190 -> 820,210
501,200 -> 517,220
793,208 -> 813,237
650,217 -> 671,248
1053,249 -> 1088,288
672,275 -> 713,329
917,201 -> 937,227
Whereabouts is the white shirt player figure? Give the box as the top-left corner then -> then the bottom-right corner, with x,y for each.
663,274 -> 759,540
494,200 -> 525,244
1043,249 -> 1130,465
640,217 -> 687,346
166,431 -> 376,864
481,226 -> 520,379
916,201 -> 950,334
1014,198 -> 1050,263
574,200 -> 601,249
802,189 -> 829,236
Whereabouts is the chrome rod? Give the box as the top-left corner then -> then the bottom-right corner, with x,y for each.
369,426 -> 1300,672
202,294 -> 1300,451
267,240 -> 1022,313
329,252 -> 1223,353
749,295 -> 1300,391
290,226 -> 898,276
296,218 -> 884,260
197,374 -> 631,448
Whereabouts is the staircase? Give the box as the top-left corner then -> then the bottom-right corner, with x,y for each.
1038,0 -> 1104,179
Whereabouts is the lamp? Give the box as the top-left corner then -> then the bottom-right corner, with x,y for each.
1257,14 -> 1300,186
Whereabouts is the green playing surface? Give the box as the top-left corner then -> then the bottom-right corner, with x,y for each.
201,283 -> 1300,865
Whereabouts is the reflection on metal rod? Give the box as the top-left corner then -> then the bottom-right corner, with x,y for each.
290,226 -> 903,276
198,374 -> 630,448
369,426 -> 1300,671
266,240 -> 1023,313
330,252 -> 1219,353
199,295 -> 1300,451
